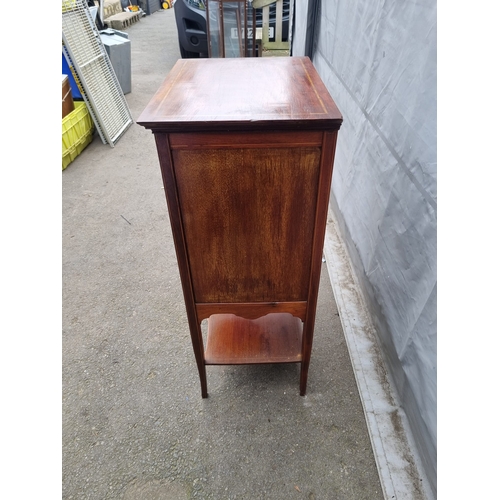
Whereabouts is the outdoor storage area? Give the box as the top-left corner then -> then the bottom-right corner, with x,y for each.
61,1 -> 438,498
62,7 -> 386,499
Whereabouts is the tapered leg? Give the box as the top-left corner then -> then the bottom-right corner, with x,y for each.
187,320 -> 208,398
299,359 -> 310,396
197,362 -> 208,398
300,312 -> 316,396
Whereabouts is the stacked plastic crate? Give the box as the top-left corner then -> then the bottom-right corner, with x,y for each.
62,74 -> 94,170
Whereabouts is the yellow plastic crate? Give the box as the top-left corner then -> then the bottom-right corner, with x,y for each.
62,101 -> 94,170
62,0 -> 77,13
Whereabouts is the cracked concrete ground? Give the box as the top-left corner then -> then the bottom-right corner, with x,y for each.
62,8 -> 383,499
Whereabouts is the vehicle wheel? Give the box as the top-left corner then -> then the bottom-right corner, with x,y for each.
179,42 -> 198,59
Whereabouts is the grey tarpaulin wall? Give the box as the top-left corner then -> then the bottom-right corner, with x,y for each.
292,0 -> 437,496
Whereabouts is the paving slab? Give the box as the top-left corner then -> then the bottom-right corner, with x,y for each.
62,8 -> 383,499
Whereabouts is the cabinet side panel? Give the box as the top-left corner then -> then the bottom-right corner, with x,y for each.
173,147 -> 321,303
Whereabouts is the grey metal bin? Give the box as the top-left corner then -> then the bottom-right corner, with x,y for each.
100,30 -> 132,95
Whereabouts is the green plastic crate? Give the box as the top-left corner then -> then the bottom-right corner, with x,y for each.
62,101 -> 94,170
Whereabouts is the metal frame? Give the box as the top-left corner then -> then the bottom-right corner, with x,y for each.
62,0 -> 133,147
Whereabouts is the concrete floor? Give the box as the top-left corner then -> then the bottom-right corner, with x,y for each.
62,8 -> 384,499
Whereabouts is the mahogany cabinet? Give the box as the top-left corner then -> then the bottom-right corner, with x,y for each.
137,57 -> 342,398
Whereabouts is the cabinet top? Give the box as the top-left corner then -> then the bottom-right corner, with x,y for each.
137,57 -> 342,133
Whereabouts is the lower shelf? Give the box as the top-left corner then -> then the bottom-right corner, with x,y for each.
204,313 -> 303,365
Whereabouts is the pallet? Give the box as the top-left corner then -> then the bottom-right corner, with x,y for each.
103,0 -> 122,18
106,11 -> 141,29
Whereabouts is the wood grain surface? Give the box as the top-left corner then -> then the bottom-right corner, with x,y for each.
205,313 -> 303,364
137,57 -> 342,132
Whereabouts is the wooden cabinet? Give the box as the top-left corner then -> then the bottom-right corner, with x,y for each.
138,56 -> 342,397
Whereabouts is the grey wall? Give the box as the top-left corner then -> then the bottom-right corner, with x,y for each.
292,0 -> 437,496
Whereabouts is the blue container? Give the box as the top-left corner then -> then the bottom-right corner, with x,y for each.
62,51 -> 83,100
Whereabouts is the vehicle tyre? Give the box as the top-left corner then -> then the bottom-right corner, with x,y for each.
179,42 -> 199,59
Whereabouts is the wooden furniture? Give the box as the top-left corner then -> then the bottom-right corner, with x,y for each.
137,57 -> 342,398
